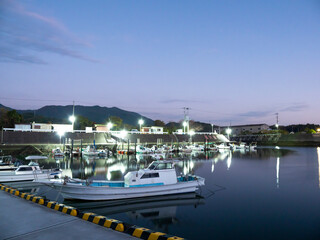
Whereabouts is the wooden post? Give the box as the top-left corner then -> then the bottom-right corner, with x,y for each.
71,139 -> 74,160
80,139 -> 82,158
127,139 -> 130,153
1,128 -> 3,144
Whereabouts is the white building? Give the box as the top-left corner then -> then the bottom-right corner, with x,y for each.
141,126 -> 164,134
14,124 -> 31,130
215,124 -> 269,135
31,122 -> 72,132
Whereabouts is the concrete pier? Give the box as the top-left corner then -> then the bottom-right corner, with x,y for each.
0,190 -> 135,240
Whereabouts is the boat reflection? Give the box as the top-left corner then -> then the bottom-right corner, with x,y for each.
276,157 -> 280,188
66,193 -> 204,231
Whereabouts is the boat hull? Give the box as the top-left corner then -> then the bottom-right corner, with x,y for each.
0,171 -> 61,183
49,179 -> 205,201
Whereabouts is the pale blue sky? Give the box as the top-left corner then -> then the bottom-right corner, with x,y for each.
1,0 -> 320,125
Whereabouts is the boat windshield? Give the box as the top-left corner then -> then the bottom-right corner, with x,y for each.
148,162 -> 173,170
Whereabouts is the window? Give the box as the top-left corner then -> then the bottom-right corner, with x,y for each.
18,167 -> 33,171
155,163 -> 172,170
148,162 -> 157,170
141,173 -> 159,179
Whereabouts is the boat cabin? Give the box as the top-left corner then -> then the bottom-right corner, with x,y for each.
15,163 -> 41,174
124,161 -> 178,187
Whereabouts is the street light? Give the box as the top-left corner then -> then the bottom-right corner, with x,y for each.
183,121 -> 187,134
69,115 -> 76,132
189,130 -> 195,144
138,119 -> 144,132
226,128 -> 232,140
120,129 -> 127,139
107,122 -> 113,131
57,130 -> 65,144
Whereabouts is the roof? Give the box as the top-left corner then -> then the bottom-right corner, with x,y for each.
219,124 -> 269,128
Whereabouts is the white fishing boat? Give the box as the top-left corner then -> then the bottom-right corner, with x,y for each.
0,163 -> 17,171
179,146 -> 192,153
82,145 -> 100,156
215,143 -> 231,150
135,145 -> 152,154
37,160 -> 205,201
190,144 -> 205,152
246,142 -> 257,150
0,155 -> 16,171
25,155 -> 48,161
52,148 -> 64,157
235,142 -> 247,149
0,162 -> 61,182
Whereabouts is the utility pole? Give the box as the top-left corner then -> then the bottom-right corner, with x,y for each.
72,101 -> 75,118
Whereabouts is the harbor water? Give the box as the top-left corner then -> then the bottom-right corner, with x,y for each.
8,147 -> 320,240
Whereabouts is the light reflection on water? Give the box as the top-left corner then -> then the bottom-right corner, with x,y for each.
318,147 -> 320,189
9,147 -> 320,240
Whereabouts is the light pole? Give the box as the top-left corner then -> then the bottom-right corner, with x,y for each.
138,119 -> 144,133
107,122 -> 113,132
57,131 -> 65,144
189,130 -> 195,143
183,121 -> 187,134
226,128 -> 232,140
120,129 -> 127,139
69,115 -> 75,132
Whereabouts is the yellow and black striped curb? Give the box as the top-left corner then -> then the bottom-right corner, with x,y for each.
0,184 -> 184,240
125,225 -> 184,240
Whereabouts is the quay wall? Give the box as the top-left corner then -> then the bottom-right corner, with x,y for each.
2,131 -> 320,147
0,131 -> 213,145
1,131 -> 106,145
276,133 -> 320,147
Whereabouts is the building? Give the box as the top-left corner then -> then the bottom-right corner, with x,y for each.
14,124 -> 31,130
94,124 -> 108,132
31,122 -> 73,132
141,126 -> 164,134
215,124 -> 269,135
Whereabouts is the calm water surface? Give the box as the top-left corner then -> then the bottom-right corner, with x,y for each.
10,147 -> 320,239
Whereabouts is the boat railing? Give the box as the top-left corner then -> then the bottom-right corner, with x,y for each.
33,168 -> 38,181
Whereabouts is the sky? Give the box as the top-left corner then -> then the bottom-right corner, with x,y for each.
1,0 -> 320,126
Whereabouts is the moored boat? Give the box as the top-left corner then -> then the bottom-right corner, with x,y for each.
37,160 -> 205,201
0,162 -> 61,182
25,155 -> 48,161
52,148 -> 64,157
82,145 -> 100,156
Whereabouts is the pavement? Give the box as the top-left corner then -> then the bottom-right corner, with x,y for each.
0,190 -> 136,240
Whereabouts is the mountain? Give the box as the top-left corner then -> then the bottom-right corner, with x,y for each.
17,105 -> 154,126
0,104 -> 12,111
